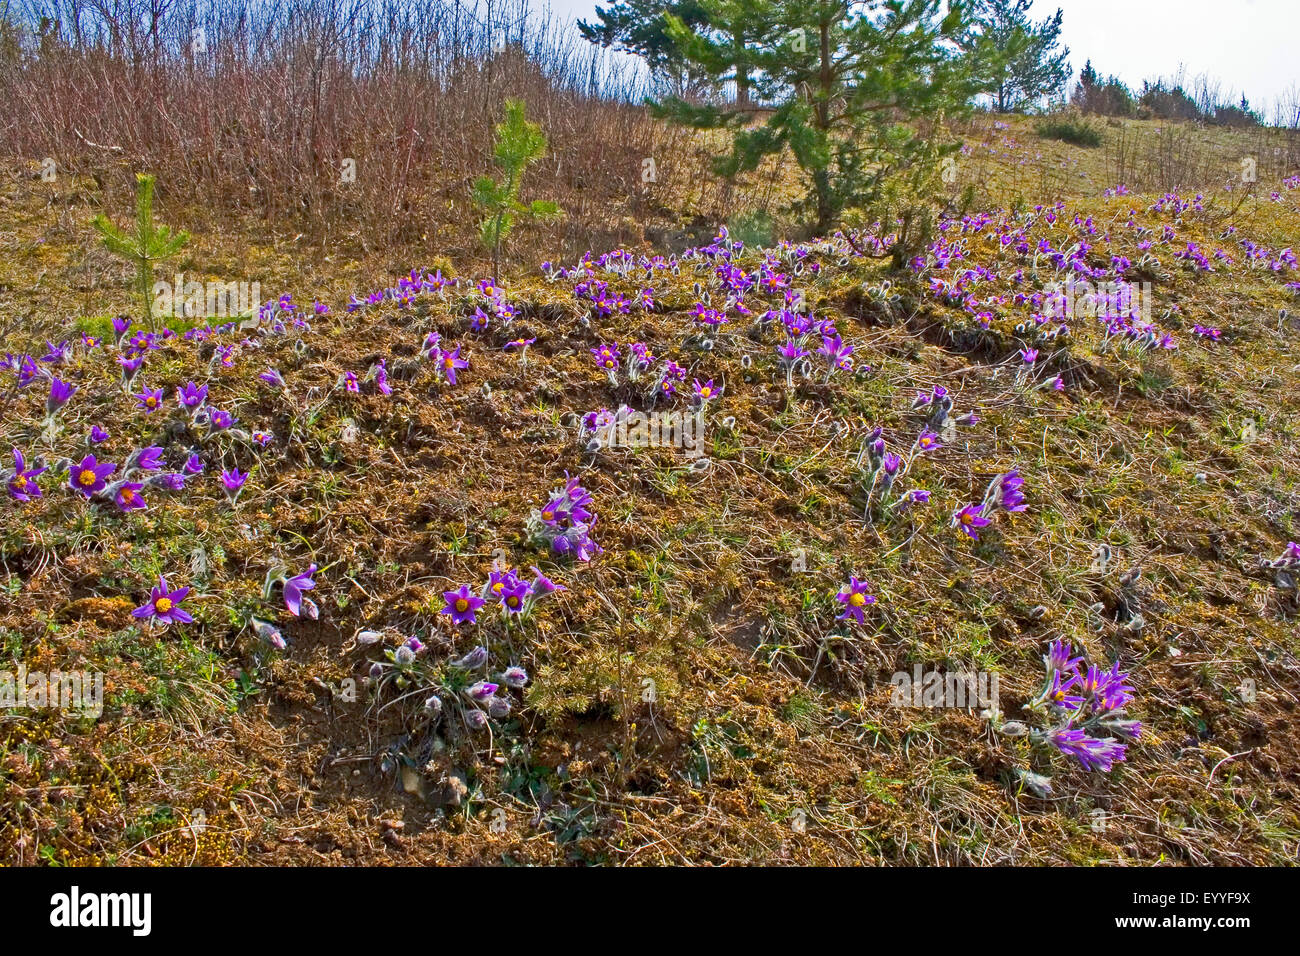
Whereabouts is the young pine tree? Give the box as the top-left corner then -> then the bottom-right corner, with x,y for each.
92,173 -> 189,330
472,100 -> 561,281
654,0 -> 977,236
966,0 -> 1071,113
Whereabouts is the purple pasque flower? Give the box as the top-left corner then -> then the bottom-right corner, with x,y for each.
68,454 -> 116,497
914,430 -> 942,454
659,359 -> 686,393
1020,348 -> 1039,364
1044,639 -> 1084,675
503,337 -> 536,365
112,480 -> 147,512
834,576 -> 877,624
208,408 -> 235,431
486,567 -> 522,600
538,494 -> 568,526
112,315 -> 132,340
258,367 -> 286,389
450,645 -> 489,669
498,580 -> 530,615
282,565 -> 317,617
912,384 -> 948,409
183,453 -> 205,475
373,360 -> 392,396
818,334 -> 854,372
118,353 -> 145,383
46,377 -> 77,416
551,520 -> 601,562
89,425 -> 109,444
952,503 -> 992,539
777,339 -> 809,364
1048,727 -> 1127,773
148,472 -> 188,491
134,385 -> 164,413
865,432 -> 886,465
41,340 -> 72,364
441,584 -> 486,627
501,666 -> 529,688
590,343 -> 621,372
1077,661 -> 1135,713
220,468 -> 248,500
565,475 -> 595,512
888,486 -> 930,513
875,453 -> 901,494
693,378 -> 719,402
528,566 -> 565,598
533,473 -> 601,562
435,346 -> 469,385
985,468 -> 1026,512
127,445 -> 164,472
1101,716 -> 1143,740
1045,670 -> 1083,711
6,448 -> 47,502
344,371 -> 359,393
464,681 -> 499,704
176,381 -> 208,410
14,354 -> 40,389
131,574 -> 194,625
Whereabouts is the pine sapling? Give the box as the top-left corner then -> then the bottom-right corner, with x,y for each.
472,100 -> 561,281
92,173 -> 190,330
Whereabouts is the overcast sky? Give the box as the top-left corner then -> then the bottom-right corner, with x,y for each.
540,0 -> 1298,116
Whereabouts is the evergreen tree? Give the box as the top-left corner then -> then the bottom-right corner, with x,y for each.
92,174 -> 190,330
579,0 -> 714,95
653,0 -> 977,235
967,0 -> 1070,112
472,100 -> 561,281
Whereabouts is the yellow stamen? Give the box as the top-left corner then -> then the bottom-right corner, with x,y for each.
154,597 -> 172,613
78,469 -> 97,487
454,598 -> 469,613
849,592 -> 867,607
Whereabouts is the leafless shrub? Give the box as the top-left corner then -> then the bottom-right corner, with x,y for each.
0,0 -> 759,262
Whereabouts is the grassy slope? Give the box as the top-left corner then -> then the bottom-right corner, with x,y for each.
2,115 -> 1299,866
